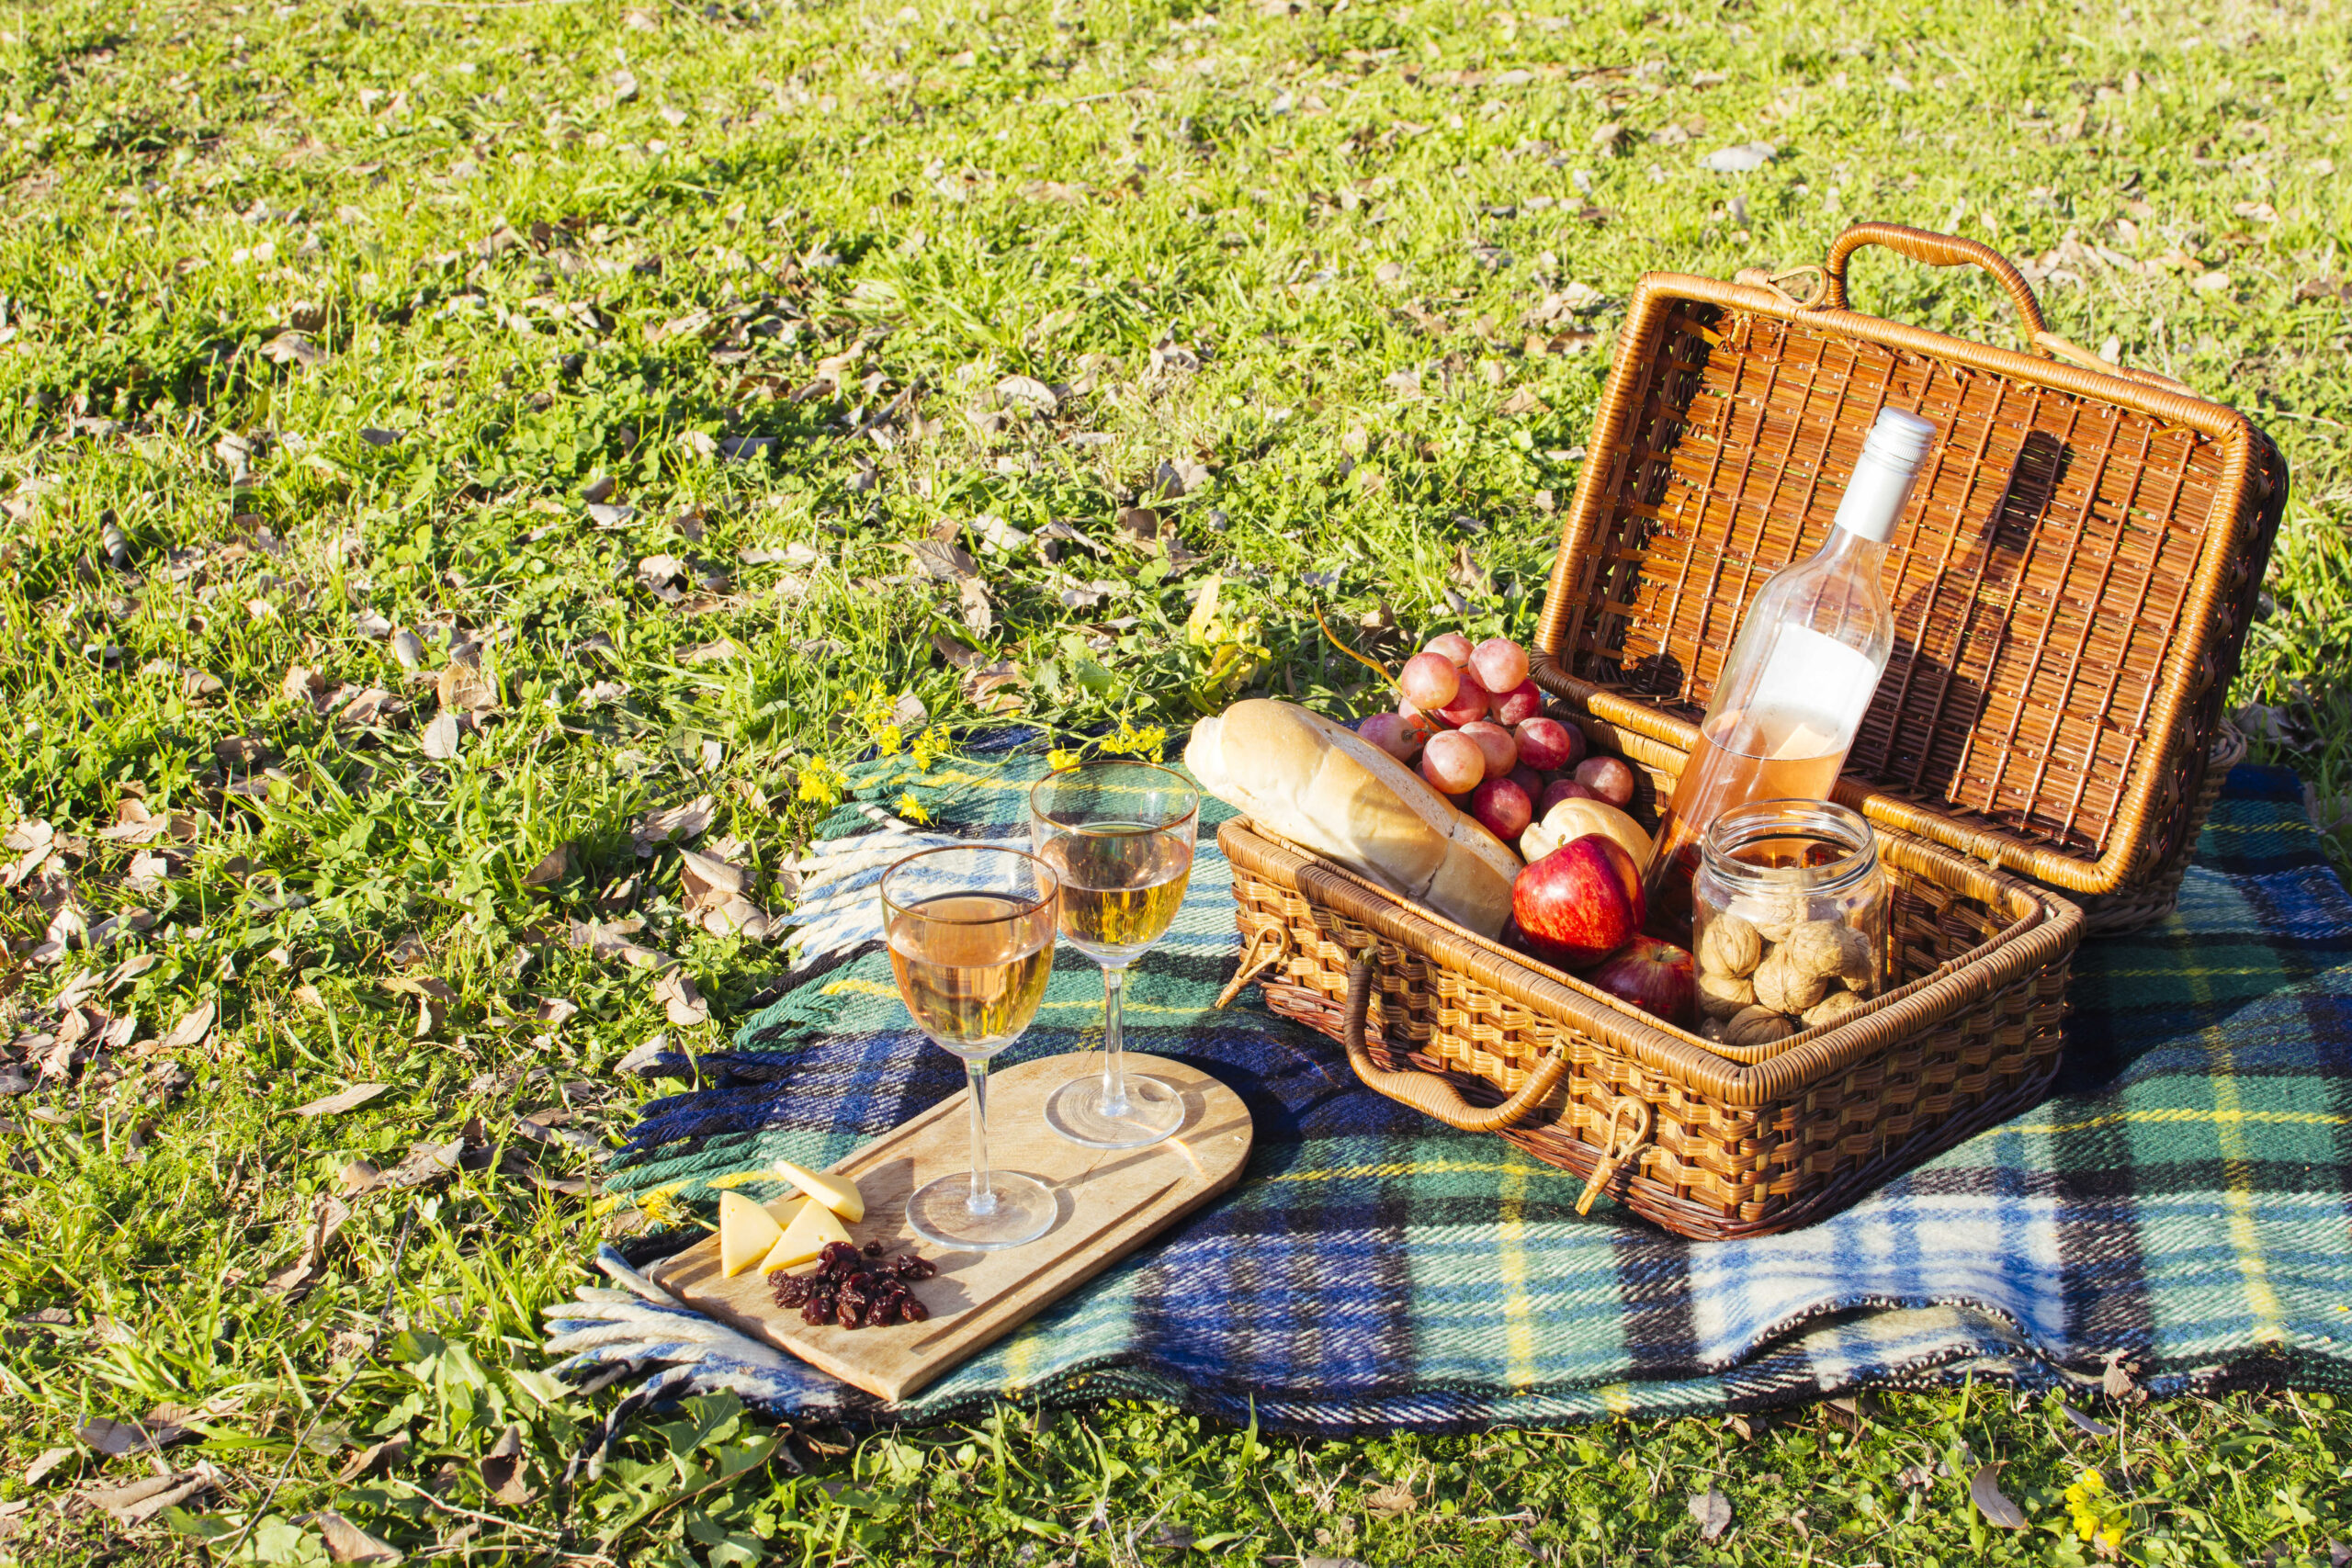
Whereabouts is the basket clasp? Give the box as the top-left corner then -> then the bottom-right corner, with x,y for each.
1574,1094 -> 1657,1216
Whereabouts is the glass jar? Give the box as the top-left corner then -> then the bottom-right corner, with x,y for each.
1689,799 -> 1888,1051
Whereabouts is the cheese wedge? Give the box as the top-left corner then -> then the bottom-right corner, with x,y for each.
773,1157 -> 865,1224
760,1193 -> 854,1271
718,1190 -> 786,1277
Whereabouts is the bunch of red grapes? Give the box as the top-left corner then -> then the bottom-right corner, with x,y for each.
1360,633 -> 1637,846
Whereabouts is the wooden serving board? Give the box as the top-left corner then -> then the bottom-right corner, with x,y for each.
650,1052 -> 1252,1403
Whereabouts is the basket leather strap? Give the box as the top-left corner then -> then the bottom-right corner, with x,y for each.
1573,1094 -> 1656,1217
1336,954 -> 1570,1134
1213,922 -> 1287,1010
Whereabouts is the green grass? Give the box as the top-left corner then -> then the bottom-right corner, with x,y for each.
1,0 -> 2350,1560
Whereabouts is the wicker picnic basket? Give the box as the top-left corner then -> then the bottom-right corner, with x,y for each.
1215,222 -> 2282,1238
1533,221 -> 2287,933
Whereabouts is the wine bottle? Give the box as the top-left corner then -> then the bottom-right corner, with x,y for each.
1645,407 -> 1937,928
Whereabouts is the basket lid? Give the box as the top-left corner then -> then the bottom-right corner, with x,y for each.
1532,222 -> 2282,897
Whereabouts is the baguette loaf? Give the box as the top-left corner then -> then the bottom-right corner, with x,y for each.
1185,699 -> 1519,936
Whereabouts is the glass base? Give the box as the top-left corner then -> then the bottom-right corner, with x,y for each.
1046,1073 -> 1186,1149
903,1171 -> 1056,1252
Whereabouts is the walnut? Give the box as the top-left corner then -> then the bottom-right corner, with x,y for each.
1736,892 -> 1809,943
1801,989 -> 1869,1030
1697,969 -> 1756,1020
1722,1005 -> 1796,1048
1697,913 -> 1763,978
1781,919 -> 1871,987
1751,949 -> 1832,1015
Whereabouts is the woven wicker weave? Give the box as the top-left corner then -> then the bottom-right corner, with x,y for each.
1220,813 -> 2081,1239
1532,222 -> 2286,929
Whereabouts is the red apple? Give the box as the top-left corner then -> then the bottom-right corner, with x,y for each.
1587,937 -> 1695,1027
1508,763 -> 1544,798
1434,673 -> 1490,728
1424,631 -> 1475,669
1511,834 -> 1645,968
1457,719 -> 1518,777
1536,776 -> 1598,816
1489,678 -> 1544,728
1513,716 -> 1582,772
1471,776 -> 1532,841
1498,915 -> 1544,963
1574,754 -> 1636,808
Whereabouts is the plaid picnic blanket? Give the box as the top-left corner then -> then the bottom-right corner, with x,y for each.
543,737 -> 2352,1434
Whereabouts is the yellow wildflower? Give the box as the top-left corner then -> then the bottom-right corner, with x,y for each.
851,681 -> 904,742
796,756 -> 850,807
910,725 -> 952,772
872,724 -> 903,757
1102,717 -> 1169,761
895,793 -> 931,825
1046,746 -> 1081,773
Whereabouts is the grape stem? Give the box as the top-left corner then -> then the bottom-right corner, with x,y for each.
1313,604 -> 1396,684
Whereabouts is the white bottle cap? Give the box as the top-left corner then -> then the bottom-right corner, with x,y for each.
1832,408 -> 1938,543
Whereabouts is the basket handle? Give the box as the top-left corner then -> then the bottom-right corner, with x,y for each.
1818,221 -> 2049,340
1337,955 -> 1569,1134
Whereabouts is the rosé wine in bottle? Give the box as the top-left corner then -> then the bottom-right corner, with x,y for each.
1645,408 -> 1937,932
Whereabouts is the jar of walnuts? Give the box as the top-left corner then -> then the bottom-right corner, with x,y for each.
1689,799 -> 1887,1051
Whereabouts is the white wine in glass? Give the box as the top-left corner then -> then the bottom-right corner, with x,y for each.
1029,760 -> 1198,1149
881,845 -> 1061,1252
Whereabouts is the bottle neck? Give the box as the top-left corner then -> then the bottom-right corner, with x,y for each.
1812,521 -> 1889,573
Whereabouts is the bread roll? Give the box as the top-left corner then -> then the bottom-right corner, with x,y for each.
1185,699 -> 1519,936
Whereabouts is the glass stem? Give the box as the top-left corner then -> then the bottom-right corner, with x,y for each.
964,1059 -> 997,1215
1100,964 -> 1131,1118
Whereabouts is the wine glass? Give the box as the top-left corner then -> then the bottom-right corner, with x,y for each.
1028,760 -> 1199,1149
880,844 -> 1062,1251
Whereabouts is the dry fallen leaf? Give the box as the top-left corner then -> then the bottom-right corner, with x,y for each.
421,710 -> 461,760
436,660 -> 497,714
280,664 -> 327,705
655,970 -> 708,1027
2062,1403 -> 2116,1438
899,538 -> 980,582
536,997 -> 580,1026
85,1464 -> 218,1527
75,1415 -> 193,1457
160,1000 -> 216,1052
996,373 -> 1059,412
1363,1477 -> 1419,1517
21,1448 -> 74,1486
263,1194 -> 351,1297
315,1510 -> 404,1563
632,795 -> 716,852
295,1082 -> 390,1118
1688,1487 -> 1733,1541
480,1424 -> 537,1506
523,845 -> 571,888
380,1137 -> 466,1190
337,1431 -> 409,1483
569,919 -> 673,969
1970,1461 -> 2029,1529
